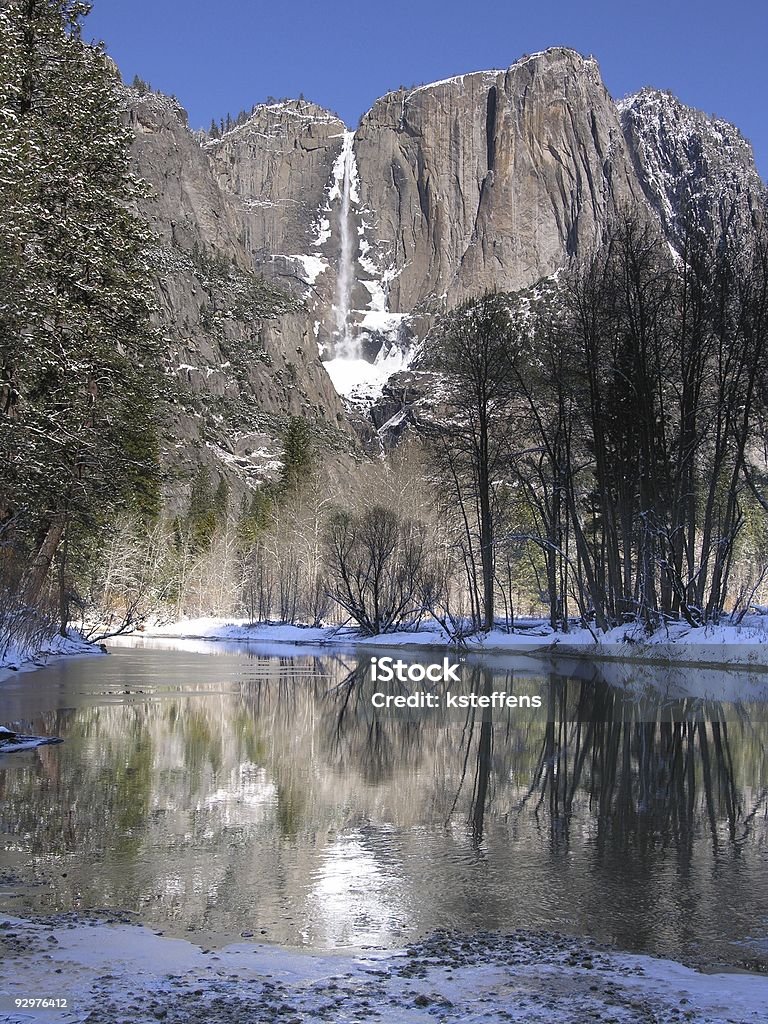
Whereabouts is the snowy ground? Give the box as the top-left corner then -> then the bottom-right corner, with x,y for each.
0,632 -> 104,685
0,914 -> 766,1024
129,614 -> 768,667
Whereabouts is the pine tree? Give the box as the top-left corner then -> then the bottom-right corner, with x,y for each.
185,467 -> 231,551
280,417 -> 312,491
213,477 -> 230,522
237,490 -> 272,547
130,74 -> 151,94
0,1 -> 161,622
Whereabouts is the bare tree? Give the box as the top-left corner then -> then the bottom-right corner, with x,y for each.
324,505 -> 429,634
424,292 -> 519,630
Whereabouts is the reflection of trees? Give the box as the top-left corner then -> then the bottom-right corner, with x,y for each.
303,659 -> 435,785
516,671 -> 768,862
470,669 -> 494,843
1,650 -> 767,948
269,656 -> 768,863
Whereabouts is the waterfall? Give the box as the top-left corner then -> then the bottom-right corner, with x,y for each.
325,128 -> 407,400
332,130 -> 358,358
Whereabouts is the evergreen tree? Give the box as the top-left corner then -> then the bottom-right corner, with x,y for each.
213,477 -> 230,522
237,490 -> 272,547
186,466 -> 217,551
130,74 -> 151,94
280,417 -> 312,491
0,1 -> 161,622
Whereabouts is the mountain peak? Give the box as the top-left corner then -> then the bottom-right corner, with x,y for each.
619,87 -> 765,239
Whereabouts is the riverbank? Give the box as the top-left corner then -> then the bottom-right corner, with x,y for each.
1,913 -> 767,1024
0,632 -> 104,685
131,613 -> 768,669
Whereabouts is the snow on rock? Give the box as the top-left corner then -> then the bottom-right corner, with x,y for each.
323,336 -> 412,402
204,439 -> 283,481
284,253 -> 328,285
405,67 -> 503,101
618,88 -> 765,244
312,215 -> 331,246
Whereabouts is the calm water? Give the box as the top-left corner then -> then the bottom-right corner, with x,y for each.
1,642 -> 768,969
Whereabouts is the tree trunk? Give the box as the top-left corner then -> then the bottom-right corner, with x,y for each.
22,512 -> 66,606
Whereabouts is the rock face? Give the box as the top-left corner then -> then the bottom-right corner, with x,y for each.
355,49 -> 645,311
128,91 -> 245,261
126,90 -> 351,505
354,49 -> 765,315
206,100 -> 346,284
619,88 -> 765,246
125,49 -> 767,475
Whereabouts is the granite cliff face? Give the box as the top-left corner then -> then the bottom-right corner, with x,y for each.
619,88 -> 764,246
205,100 -> 346,281
354,49 -> 645,311
352,49 -> 765,318
126,48 -> 767,476
126,90 -> 352,504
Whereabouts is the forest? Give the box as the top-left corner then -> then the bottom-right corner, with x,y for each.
2,1 -> 768,661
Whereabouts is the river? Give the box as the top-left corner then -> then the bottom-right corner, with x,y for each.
1,641 -> 767,971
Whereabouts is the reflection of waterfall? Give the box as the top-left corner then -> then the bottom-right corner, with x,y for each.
333,130 -> 358,358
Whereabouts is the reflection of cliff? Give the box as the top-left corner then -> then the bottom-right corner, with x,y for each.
0,650 -> 767,961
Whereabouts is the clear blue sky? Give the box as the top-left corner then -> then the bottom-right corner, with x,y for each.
88,0 -> 767,180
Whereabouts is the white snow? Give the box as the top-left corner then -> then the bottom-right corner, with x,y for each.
406,68 -> 503,99
204,440 -> 283,476
402,51 -> 597,105
108,615 -> 768,705
312,215 -> 331,247
124,613 -> 768,665
360,275 -> 387,311
0,733 -> 62,754
322,339 -> 411,400
1,915 -> 767,1024
328,129 -> 359,206
285,253 -> 328,285
239,196 -> 299,209
320,356 -> 384,396
0,631 -> 103,684
359,310 -> 407,333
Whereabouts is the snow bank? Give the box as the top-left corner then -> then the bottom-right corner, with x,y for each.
134,614 -> 768,668
322,338 -> 411,401
284,253 -> 328,285
0,631 -> 103,684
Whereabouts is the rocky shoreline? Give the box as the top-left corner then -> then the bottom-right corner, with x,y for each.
1,912 -> 767,1024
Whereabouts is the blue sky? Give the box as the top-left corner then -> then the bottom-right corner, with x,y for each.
88,0 -> 767,179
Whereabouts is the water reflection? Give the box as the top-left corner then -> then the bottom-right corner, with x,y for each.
0,645 -> 766,967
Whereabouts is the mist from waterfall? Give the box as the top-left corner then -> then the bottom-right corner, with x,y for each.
333,130 -> 359,359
